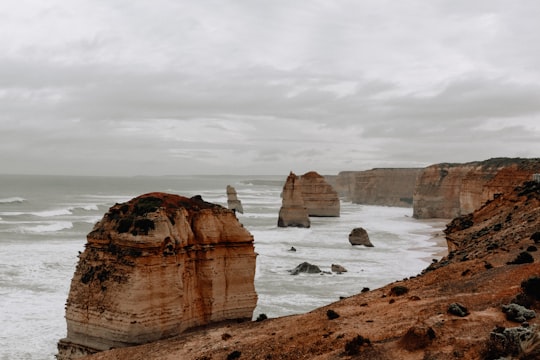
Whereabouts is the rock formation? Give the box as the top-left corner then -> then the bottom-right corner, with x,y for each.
348,227 -> 373,247
277,172 -> 311,228
413,157 -> 540,219
331,264 -> 347,273
330,168 -> 422,206
86,179 -> 540,360
299,171 -> 340,217
57,193 -> 257,359
226,185 -> 244,214
289,262 -> 322,275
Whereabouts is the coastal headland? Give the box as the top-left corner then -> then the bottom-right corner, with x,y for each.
77,160 -> 540,360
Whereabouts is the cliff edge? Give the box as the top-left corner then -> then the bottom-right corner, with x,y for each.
85,181 -> 540,359
413,157 -> 540,219
57,193 -> 257,359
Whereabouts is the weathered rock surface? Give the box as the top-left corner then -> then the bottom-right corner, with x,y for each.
226,185 -> 244,214
413,157 -> 540,219
348,227 -> 373,247
289,262 -> 322,275
277,172 -> 311,228
87,180 -> 540,360
331,264 -> 347,273
299,171 -> 340,217
57,193 -> 257,359
330,168 -> 422,206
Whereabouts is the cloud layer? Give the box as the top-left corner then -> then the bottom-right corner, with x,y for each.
1,1 -> 539,175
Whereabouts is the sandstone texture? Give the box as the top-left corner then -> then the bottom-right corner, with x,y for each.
331,168 -> 422,206
300,171 -> 340,217
348,227 -> 374,247
57,193 -> 257,359
413,157 -> 540,219
226,185 -> 244,214
277,172 -> 311,228
87,180 -> 540,360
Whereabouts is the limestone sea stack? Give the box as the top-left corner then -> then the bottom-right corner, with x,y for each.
277,172 -> 311,228
226,185 -> 244,214
300,171 -> 340,217
57,193 -> 257,359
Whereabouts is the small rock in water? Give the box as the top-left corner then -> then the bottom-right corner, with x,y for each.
289,262 -> 322,275
331,264 -> 347,274
349,227 -> 374,247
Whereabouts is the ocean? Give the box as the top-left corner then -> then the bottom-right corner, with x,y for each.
0,174 -> 447,360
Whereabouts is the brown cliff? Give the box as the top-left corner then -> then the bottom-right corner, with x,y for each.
277,172 -> 311,228
413,157 -> 540,219
332,168 -> 422,207
300,171 -> 340,217
57,193 -> 257,359
86,180 -> 540,360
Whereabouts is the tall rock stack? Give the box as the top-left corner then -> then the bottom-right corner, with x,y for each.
57,193 -> 257,359
226,185 -> 244,214
278,172 -> 311,228
299,171 -> 340,217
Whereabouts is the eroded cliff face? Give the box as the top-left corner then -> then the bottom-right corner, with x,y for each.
57,193 -> 257,359
300,171 -> 340,217
332,168 -> 422,206
277,172 -> 310,228
413,158 -> 540,219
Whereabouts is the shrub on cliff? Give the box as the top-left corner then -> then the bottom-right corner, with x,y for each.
522,276 -> 540,300
484,325 -> 540,360
344,335 -> 371,356
507,252 -> 534,265
390,285 -> 409,296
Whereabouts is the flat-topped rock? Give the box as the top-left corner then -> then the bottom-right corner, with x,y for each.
300,171 -> 340,217
57,192 -> 257,359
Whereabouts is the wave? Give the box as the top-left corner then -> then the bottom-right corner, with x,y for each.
31,209 -> 73,217
0,197 -> 26,204
19,221 -> 74,233
240,180 -> 284,187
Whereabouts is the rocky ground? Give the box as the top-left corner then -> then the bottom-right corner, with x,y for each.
86,181 -> 540,360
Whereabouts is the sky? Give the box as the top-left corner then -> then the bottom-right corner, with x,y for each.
1,1 -> 540,176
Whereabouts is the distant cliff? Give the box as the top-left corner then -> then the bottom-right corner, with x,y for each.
57,193 -> 257,359
329,168 -> 422,207
413,158 -> 540,219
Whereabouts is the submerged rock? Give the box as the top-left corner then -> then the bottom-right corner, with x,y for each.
57,192 -> 257,359
289,262 -> 321,275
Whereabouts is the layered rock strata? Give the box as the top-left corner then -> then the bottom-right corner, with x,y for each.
86,180 -> 540,360
57,193 -> 257,359
299,171 -> 340,217
226,185 -> 244,214
277,172 -> 311,228
413,157 -> 540,219
330,168 -> 422,206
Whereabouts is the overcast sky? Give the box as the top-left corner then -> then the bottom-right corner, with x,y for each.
1,1 -> 540,176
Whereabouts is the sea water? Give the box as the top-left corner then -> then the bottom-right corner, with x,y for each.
0,174 -> 447,359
